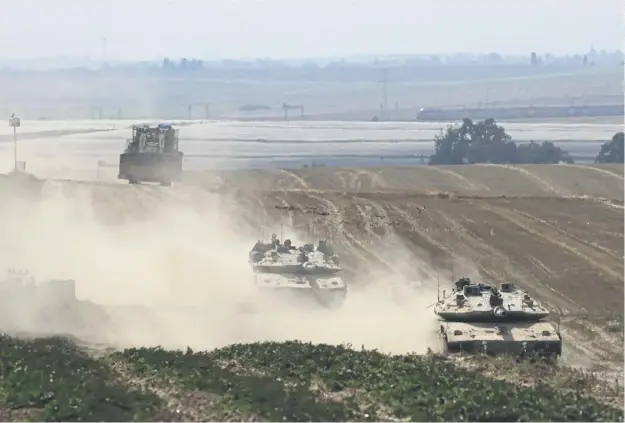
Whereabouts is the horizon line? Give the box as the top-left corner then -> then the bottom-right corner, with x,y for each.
0,49 -> 622,64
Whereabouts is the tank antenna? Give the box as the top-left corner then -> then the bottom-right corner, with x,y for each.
437,273 -> 440,302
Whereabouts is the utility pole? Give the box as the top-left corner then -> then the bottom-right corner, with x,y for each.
187,104 -> 192,120
381,68 -> 388,121
9,114 -> 20,172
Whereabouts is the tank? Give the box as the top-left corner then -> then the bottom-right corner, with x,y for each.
118,123 -> 184,186
249,234 -> 347,309
433,277 -> 562,358
0,269 -> 109,337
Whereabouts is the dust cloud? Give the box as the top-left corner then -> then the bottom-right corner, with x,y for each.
0,177 -> 444,356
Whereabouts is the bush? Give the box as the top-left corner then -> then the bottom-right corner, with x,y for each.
429,118 -> 573,165
2,335 -> 621,421
114,341 -> 623,422
0,335 -> 164,421
595,132 -> 624,163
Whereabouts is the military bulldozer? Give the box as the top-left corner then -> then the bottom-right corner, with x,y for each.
0,269 -> 109,337
434,277 -> 562,358
118,123 -> 184,186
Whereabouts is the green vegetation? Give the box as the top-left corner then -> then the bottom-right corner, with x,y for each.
0,335 -> 167,422
0,335 -> 622,422
595,132 -> 624,163
429,118 -> 574,165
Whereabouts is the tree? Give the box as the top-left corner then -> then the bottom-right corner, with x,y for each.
429,118 -> 573,165
595,132 -> 624,163
516,141 -> 573,164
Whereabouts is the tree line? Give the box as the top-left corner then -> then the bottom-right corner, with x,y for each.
429,118 -> 624,165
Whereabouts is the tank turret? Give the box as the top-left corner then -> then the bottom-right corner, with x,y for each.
434,277 -> 562,358
248,237 -> 347,309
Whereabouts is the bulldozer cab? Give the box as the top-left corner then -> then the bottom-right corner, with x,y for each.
126,124 -> 179,154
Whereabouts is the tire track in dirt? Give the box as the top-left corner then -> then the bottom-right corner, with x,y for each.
272,191 -> 329,240
560,164 -> 625,182
487,205 -> 623,283
292,193 -> 345,241
343,168 -> 389,190
386,204 -> 450,255
274,194 -> 296,227
462,201 -> 619,314
421,166 -> 490,193
346,169 -> 367,190
278,169 -> 310,189
440,209 -> 616,365
331,196 -> 398,273
384,203 -> 464,283
355,168 -> 392,190
435,216 -> 513,283
351,196 -> 385,239
359,196 -> 394,238
394,204 -> 499,280
304,193 -> 369,262
517,208 -> 623,259
596,199 -> 625,211
372,169 -> 394,189
460,206 -> 617,359
470,203 -> 622,362
561,316 -> 625,364
480,164 -> 563,195
333,170 -> 349,190
304,193 -> 391,272
432,204 -> 584,313
346,195 -> 417,278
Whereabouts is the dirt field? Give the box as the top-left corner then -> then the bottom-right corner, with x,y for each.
198,165 -> 623,359
0,163 -> 623,370
196,164 -> 623,366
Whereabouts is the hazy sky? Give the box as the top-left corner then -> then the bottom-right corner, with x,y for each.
0,0 -> 621,60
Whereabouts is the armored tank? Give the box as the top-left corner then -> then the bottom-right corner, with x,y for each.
0,269 -> 108,337
249,235 -> 347,309
434,277 -> 562,358
118,123 -> 184,186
